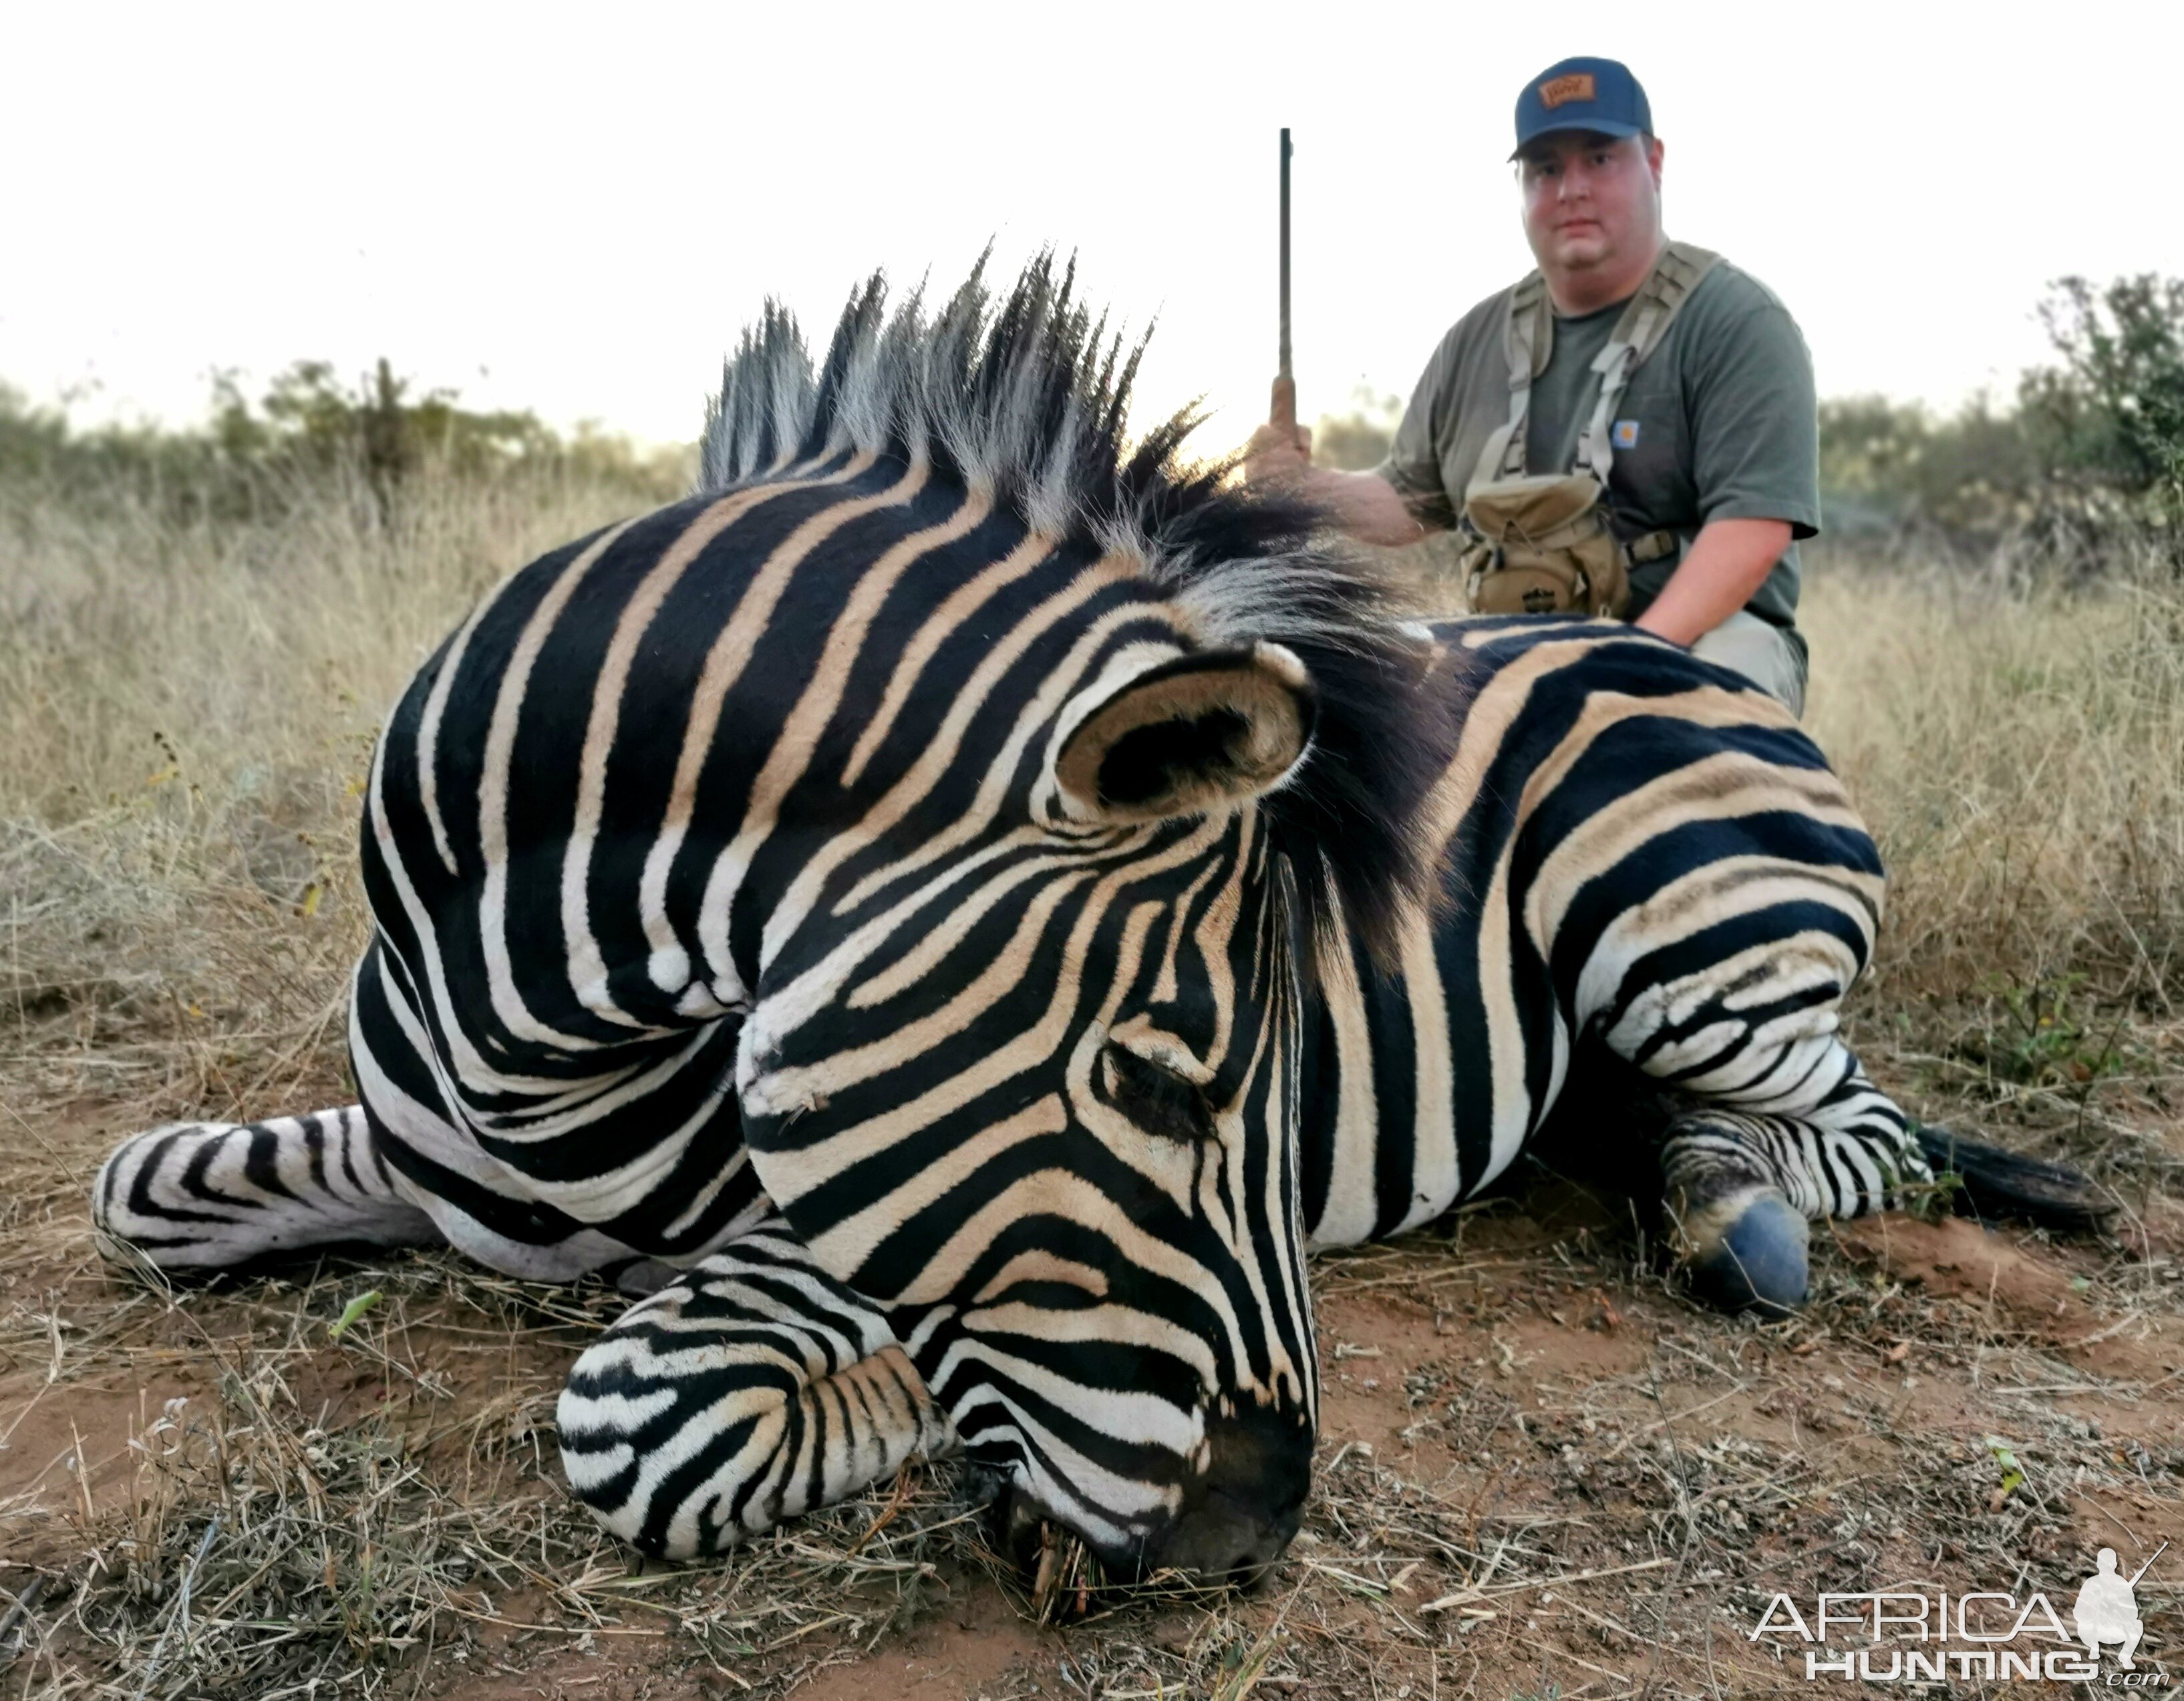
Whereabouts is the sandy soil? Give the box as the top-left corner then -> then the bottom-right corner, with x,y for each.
5,1104 -> 2181,1700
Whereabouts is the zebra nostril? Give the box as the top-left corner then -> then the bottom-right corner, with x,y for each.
1221,1521 -> 1292,1587
1228,1552 -> 1281,1594
1146,1402 -> 1313,1583
1154,1479 -> 1300,1582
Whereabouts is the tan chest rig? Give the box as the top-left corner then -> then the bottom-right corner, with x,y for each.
1460,242 -> 1719,617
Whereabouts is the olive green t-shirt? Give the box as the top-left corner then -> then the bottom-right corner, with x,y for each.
1377,256 -> 1819,634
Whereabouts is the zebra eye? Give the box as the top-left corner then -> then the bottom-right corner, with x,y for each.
1099,1043 -> 1214,1146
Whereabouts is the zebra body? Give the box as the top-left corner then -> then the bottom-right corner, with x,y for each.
1300,615 -> 1911,1257
92,261 -> 1994,1581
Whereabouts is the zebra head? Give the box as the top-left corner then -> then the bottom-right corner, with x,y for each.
712,259 -> 1444,1581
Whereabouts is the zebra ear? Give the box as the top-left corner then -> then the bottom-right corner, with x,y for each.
1048,642 -> 1318,825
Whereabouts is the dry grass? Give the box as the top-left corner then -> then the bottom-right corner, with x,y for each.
1804,546 -> 2184,1011
0,461 -> 649,1117
1797,547 -> 2184,1228
2,468 -> 2181,1698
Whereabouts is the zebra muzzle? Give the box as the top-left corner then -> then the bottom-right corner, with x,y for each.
979,1403 -> 1310,1589
1148,1405 -> 1310,1584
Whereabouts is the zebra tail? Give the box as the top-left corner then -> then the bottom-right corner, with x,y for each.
1912,1124 -> 2115,1234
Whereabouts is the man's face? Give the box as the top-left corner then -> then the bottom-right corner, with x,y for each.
1519,130 -> 1665,278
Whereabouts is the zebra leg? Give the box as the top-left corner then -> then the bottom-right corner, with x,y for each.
92,1106 -> 441,1273
557,1221 -> 953,1559
1656,1046 -> 1927,1313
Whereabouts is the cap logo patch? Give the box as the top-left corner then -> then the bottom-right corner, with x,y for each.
1539,73 -> 1597,109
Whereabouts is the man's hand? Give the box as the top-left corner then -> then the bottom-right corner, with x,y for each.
1238,375 -> 1431,549
1245,375 -> 1313,486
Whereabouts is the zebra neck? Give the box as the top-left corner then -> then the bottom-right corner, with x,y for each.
1295,908 -> 1476,1251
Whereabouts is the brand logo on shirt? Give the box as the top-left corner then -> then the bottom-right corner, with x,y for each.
1538,73 -> 1596,109
1612,419 -> 1641,450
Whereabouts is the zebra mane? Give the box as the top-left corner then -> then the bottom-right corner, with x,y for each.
698,254 -> 1450,969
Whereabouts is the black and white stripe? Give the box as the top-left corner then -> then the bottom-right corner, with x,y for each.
556,1221 -> 951,1556
1298,617 -> 1922,1259
94,259 -> 2064,1581
94,1107 -> 434,1268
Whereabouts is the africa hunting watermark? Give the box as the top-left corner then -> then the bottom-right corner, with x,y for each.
1752,1545 -> 2170,1685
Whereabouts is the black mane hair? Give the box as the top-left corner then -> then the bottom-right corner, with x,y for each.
698,253 -> 1451,971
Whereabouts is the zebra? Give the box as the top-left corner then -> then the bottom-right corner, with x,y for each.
90,257 -> 2102,1586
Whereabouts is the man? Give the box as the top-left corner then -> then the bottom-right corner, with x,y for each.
1247,56 -> 1818,714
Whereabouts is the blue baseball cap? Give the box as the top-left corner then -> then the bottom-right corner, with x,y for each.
1511,57 -> 1653,158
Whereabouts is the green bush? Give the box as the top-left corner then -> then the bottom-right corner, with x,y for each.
2024,273 -> 2184,504
1819,275 -> 2182,567
0,361 -> 692,524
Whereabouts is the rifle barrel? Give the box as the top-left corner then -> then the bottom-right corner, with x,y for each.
1278,128 -> 1293,382
2127,1541 -> 2169,1587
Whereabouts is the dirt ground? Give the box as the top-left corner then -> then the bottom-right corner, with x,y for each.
5,1086 -> 2181,1700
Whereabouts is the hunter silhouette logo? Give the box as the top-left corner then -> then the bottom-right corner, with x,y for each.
2077,1545 -> 2165,1670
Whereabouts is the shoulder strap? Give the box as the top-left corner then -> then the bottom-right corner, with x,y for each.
1467,272 -> 1553,494
1574,241 -> 1721,482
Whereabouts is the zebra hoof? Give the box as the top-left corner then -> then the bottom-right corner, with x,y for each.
1680,1189 -> 1809,1316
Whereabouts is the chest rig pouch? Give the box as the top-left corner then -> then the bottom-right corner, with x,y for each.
1460,241 -> 1720,617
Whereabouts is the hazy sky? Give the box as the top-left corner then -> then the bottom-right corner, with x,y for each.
6,1 -> 2176,453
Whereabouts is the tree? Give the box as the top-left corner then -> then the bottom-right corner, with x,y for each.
1813,277 -> 2184,564
5,362 -> 690,524
2022,274 -> 2184,507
